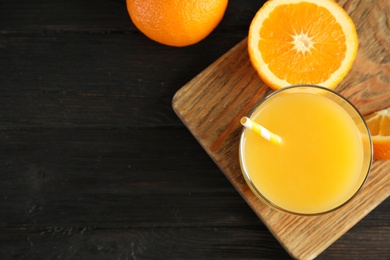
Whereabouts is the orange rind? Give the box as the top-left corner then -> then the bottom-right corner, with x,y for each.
364,107 -> 390,160
248,0 -> 358,89
126,0 -> 228,47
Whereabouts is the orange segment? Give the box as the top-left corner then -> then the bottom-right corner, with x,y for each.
248,0 -> 358,89
364,107 -> 390,160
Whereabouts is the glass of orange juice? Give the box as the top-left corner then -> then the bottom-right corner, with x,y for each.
239,85 -> 372,215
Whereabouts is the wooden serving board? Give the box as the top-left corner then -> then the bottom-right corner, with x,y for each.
172,1 -> 390,259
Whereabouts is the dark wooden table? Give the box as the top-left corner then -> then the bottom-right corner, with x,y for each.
1,1 -> 389,259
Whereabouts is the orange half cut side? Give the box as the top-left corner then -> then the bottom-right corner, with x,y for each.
364,107 -> 390,160
248,0 -> 358,89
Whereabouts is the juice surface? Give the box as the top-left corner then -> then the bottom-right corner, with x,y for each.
240,92 -> 364,214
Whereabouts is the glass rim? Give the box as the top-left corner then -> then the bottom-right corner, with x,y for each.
239,84 -> 373,216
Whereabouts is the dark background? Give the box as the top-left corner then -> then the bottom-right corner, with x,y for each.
0,0 -> 389,259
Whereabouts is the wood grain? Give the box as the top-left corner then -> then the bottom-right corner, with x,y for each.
173,0 -> 390,259
335,0 -> 390,115
1,0 -> 388,259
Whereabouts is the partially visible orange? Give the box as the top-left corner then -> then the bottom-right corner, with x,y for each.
126,0 -> 228,47
248,0 -> 358,89
364,107 -> 390,160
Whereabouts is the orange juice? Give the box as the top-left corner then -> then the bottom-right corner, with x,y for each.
239,86 -> 372,215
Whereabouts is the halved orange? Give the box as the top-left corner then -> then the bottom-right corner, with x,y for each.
364,107 -> 390,160
248,0 -> 358,89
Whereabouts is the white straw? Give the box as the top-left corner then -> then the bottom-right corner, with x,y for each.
240,117 -> 282,144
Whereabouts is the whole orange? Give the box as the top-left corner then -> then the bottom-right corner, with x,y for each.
126,0 -> 228,47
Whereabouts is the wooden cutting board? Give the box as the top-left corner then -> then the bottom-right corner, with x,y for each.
172,1 -> 390,259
